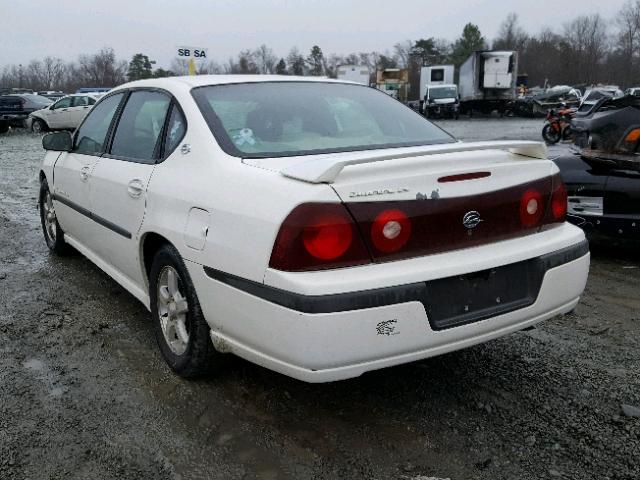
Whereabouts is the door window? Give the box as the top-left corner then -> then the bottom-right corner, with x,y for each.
72,96 -> 91,107
163,104 -> 187,155
110,90 -> 171,162
53,97 -> 72,109
73,92 -> 125,155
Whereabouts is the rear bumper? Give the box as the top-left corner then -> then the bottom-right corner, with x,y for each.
189,225 -> 590,382
0,113 -> 28,126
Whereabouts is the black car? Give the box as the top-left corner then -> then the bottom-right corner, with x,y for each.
553,95 -> 640,243
0,94 -> 53,133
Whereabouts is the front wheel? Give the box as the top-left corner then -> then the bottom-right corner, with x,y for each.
0,122 -> 8,134
542,123 -> 561,144
149,244 -> 222,377
31,118 -> 48,134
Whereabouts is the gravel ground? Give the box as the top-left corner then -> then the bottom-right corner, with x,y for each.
0,120 -> 638,480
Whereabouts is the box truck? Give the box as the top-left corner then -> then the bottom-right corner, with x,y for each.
419,65 -> 455,102
458,51 -> 517,116
336,65 -> 370,86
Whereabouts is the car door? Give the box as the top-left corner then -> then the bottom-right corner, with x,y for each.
52,92 -> 126,245
46,96 -> 73,129
88,89 -> 172,286
65,96 -> 94,129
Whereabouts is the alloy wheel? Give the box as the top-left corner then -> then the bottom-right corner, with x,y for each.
42,191 -> 57,242
157,266 -> 190,355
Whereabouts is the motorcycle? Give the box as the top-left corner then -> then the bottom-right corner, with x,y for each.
542,105 -> 576,144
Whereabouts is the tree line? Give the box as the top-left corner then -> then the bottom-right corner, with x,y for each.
2,1 -> 640,93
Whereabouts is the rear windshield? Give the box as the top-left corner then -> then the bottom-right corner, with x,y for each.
192,81 -> 454,158
21,94 -> 53,106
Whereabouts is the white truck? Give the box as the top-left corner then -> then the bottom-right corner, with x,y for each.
423,84 -> 460,119
458,51 -> 517,116
336,65 -> 370,86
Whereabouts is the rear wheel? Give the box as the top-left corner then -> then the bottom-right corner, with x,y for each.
39,179 -> 70,254
0,122 -> 9,134
149,244 -> 221,377
31,118 -> 48,134
542,123 -> 561,144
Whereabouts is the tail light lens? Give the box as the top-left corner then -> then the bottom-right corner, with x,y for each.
549,174 -> 567,222
520,189 -> 544,228
371,209 -> 412,253
269,203 -> 370,271
270,175 -> 568,272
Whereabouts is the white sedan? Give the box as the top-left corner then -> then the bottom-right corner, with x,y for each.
28,93 -> 103,133
38,76 -> 590,382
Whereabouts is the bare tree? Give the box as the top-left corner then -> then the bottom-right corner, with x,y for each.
493,13 -> 528,51
76,48 -> 127,87
614,0 -> 640,85
287,47 -> 306,75
41,57 -> 66,89
562,14 -> 609,85
393,40 -> 413,68
254,44 -> 277,74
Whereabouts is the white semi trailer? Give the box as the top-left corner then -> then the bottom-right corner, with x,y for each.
458,51 -> 517,116
419,65 -> 455,102
336,65 -> 370,86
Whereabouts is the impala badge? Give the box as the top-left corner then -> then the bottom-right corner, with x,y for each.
463,211 -> 483,229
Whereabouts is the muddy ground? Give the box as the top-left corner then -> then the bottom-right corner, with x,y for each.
0,119 -> 638,480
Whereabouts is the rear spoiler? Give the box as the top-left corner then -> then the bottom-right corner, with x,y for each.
280,141 -> 547,184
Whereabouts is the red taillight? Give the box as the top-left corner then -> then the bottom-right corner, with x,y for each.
269,203 -> 370,271
371,209 -> 411,253
550,177 -> 567,221
520,189 -> 544,228
302,213 -> 353,260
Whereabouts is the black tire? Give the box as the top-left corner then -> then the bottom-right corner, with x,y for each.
0,122 -> 9,134
542,123 -> 561,144
562,125 -> 572,141
31,118 -> 48,134
39,178 -> 70,254
149,244 -> 220,378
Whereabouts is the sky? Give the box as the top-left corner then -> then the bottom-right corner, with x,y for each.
0,0 -> 629,69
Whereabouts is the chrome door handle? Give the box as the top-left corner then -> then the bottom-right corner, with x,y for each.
80,166 -> 91,181
127,179 -> 144,198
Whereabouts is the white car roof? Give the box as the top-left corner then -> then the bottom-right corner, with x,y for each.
112,74 -> 353,93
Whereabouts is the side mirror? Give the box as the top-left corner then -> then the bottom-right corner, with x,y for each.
42,131 -> 72,151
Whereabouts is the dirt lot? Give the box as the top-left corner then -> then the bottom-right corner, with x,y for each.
0,119 -> 638,480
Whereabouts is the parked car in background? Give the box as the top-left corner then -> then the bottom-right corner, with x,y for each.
624,87 -> 640,97
38,90 -> 67,101
555,94 -> 640,243
0,87 -> 34,95
26,93 -> 103,133
0,94 -> 53,133
38,75 -> 589,382
76,87 -> 111,94
578,86 -> 623,113
516,86 -> 582,117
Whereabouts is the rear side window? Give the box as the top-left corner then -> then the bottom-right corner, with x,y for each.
163,104 -> 186,155
53,97 -> 72,109
72,96 -> 91,107
110,90 -> 171,162
74,92 -> 125,155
